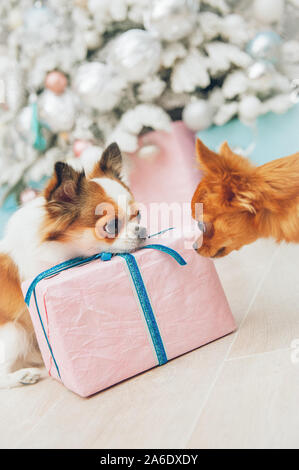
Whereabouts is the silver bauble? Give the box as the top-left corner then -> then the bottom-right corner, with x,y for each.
144,0 -> 199,41
73,62 -> 126,111
246,31 -> 282,63
182,100 -> 213,132
108,30 -> 162,83
39,90 -> 76,133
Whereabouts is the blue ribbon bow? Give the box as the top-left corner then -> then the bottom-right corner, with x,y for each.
25,244 -> 187,379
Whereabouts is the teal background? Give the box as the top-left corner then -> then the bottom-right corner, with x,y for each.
0,178 -> 46,239
0,103 -> 298,239
197,103 -> 299,166
0,192 -> 18,239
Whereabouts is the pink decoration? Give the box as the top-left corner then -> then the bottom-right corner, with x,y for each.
73,139 -> 91,157
45,71 -> 68,95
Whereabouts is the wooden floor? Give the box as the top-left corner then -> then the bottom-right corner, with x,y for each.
1,239 -> 299,449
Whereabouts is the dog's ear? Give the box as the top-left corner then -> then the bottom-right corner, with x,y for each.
219,141 -> 255,173
101,142 -> 122,178
195,138 -> 260,213
227,178 -> 261,214
42,163 -> 87,240
196,139 -> 224,174
196,139 -> 256,174
44,162 -> 86,206
90,142 -> 123,180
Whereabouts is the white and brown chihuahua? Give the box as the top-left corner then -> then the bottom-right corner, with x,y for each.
0,143 -> 147,388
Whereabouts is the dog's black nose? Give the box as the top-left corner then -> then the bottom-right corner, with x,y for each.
193,241 -> 199,251
136,226 -> 147,239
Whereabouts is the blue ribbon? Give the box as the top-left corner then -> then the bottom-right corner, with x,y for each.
25,244 -> 186,379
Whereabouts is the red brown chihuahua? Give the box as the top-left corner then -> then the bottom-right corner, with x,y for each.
191,139 -> 299,258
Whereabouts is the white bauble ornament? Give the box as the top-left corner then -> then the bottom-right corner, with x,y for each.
253,0 -> 284,24
182,100 -> 213,131
39,90 -> 75,133
144,0 -> 199,42
239,95 -> 262,124
73,62 -> 125,111
108,29 -> 161,83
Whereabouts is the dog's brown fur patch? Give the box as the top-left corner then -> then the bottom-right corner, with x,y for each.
0,253 -> 31,329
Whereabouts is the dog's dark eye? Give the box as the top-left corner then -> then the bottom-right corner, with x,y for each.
104,218 -> 122,236
198,221 -> 207,233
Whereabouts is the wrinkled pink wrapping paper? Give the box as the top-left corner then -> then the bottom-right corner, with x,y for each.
22,231 -> 235,397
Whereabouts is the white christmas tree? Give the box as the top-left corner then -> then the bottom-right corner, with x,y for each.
0,0 -> 298,203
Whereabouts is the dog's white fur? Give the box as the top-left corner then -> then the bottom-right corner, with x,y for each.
0,172 -> 143,389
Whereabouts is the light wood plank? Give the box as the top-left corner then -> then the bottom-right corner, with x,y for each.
187,349 -> 299,449
214,239 -> 279,326
16,336 -> 233,449
0,376 -> 65,449
229,242 -> 299,358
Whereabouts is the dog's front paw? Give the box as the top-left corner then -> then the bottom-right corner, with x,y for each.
17,368 -> 42,385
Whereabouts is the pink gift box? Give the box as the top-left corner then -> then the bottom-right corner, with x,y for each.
22,230 -> 235,397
